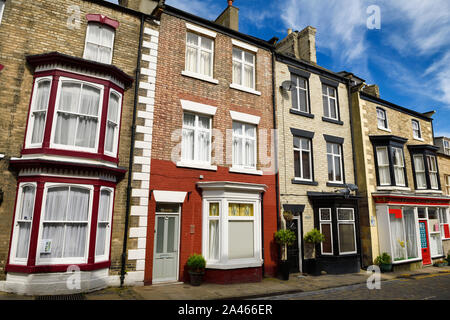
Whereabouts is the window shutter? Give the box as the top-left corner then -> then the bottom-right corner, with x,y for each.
291,74 -> 298,110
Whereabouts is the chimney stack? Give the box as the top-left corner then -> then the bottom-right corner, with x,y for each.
362,84 -> 380,98
276,26 -> 317,64
215,0 -> 239,31
118,0 -> 160,15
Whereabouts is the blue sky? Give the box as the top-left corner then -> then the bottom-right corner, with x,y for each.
108,0 -> 450,137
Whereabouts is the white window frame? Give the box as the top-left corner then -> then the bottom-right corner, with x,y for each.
444,140 -> 450,156
25,76 -> 53,149
446,175 -> 450,195
376,146 -> 391,186
326,142 -> 343,183
293,137 -> 312,181
232,47 -> 256,90
205,201 -> 221,262
36,183 -> 94,266
336,208 -> 357,255
83,22 -> 115,65
183,31 -> 215,80
181,112 -> 212,165
0,0 -> 5,24
95,187 -> 114,262
376,107 -> 389,131
202,196 -> 262,269
439,207 -> 450,240
412,120 -> 422,140
49,77 -> 104,154
9,182 -> 37,266
319,208 -> 333,256
413,155 -> 427,190
427,155 -> 439,190
392,147 -> 406,187
104,89 -> 123,158
232,121 -> 257,171
292,75 -> 309,113
322,84 -> 338,121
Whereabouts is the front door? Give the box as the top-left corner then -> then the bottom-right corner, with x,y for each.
287,217 -> 302,273
419,220 -> 432,265
153,213 -> 180,283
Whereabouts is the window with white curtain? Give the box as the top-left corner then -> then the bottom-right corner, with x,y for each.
413,155 -> 427,189
185,32 -> 214,78
319,208 -> 333,255
376,107 -> 388,130
376,147 -> 391,186
38,185 -> 91,264
322,84 -> 338,120
52,80 -> 102,151
232,121 -> 256,170
84,23 -> 115,64
29,78 -> 51,146
389,207 -> 418,262
207,202 -> 220,261
392,147 -> 406,186
426,155 -> 439,189
294,137 -> 312,181
232,47 -> 255,89
12,184 -> 36,263
95,188 -> 113,261
326,142 -> 343,183
412,120 -> 422,139
181,112 -> 211,164
337,208 -> 356,254
105,90 -> 122,156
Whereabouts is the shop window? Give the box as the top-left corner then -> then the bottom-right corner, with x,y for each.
428,208 -> 443,257
337,208 -> 356,254
319,208 -> 333,255
439,208 -> 450,240
388,207 -> 418,262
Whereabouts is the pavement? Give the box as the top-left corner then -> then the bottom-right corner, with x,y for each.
1,265 -> 449,300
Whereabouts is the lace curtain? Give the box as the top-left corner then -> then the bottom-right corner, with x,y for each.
105,92 -> 119,153
85,23 -> 114,64
31,80 -> 51,144
15,186 -> 36,259
96,189 -> 111,257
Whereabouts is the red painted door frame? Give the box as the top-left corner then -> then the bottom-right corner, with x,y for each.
419,220 -> 432,265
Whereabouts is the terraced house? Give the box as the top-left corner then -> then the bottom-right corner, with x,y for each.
274,28 -> 362,275
0,0 -> 161,295
350,83 -> 450,270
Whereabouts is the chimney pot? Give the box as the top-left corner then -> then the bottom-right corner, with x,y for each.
228,0 -> 233,6
287,28 -> 292,35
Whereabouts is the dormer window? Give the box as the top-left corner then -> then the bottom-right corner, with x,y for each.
84,22 -> 115,64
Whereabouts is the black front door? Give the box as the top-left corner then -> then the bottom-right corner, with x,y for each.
286,219 -> 300,273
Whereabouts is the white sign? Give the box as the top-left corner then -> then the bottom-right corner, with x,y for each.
41,239 -> 52,254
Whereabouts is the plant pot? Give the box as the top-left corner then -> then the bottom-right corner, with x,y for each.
280,260 -> 291,280
379,263 -> 392,273
188,270 -> 205,286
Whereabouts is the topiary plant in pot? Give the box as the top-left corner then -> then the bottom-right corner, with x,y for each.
187,254 -> 206,286
274,229 -> 296,280
303,228 -> 325,275
374,252 -> 392,272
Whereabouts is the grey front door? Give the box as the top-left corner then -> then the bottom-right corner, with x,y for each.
152,213 -> 180,283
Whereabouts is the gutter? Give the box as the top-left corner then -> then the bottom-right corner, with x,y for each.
120,13 -> 146,288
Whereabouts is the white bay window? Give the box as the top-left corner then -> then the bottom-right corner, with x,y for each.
28,78 -> 51,146
95,188 -> 113,261
104,90 -> 122,156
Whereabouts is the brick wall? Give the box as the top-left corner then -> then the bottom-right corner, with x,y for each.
0,0 -> 147,280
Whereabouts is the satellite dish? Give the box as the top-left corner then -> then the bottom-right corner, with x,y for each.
280,80 -> 295,91
346,184 -> 359,192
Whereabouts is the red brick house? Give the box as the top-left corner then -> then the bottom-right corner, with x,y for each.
138,2 -> 279,284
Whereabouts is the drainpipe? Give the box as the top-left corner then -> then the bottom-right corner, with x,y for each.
120,13 -> 145,288
271,51 -> 281,231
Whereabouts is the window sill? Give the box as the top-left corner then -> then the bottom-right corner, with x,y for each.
376,186 -> 411,192
290,109 -> 314,119
392,258 -> 422,265
326,182 -> 347,188
229,83 -> 261,96
292,179 -> 318,186
378,127 -> 391,133
322,117 -> 343,126
206,259 -> 263,270
415,189 -> 443,194
181,70 -> 219,84
176,161 -> 217,171
413,137 -> 424,142
229,167 -> 263,176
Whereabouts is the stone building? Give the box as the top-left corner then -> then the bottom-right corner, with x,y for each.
350,82 -> 450,270
0,0 -> 161,295
274,28 -> 361,275
434,136 -> 450,257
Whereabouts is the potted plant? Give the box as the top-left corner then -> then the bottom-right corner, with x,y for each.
274,229 -> 296,280
374,252 -> 392,272
303,228 -> 325,275
283,210 -> 294,222
433,259 -> 448,267
186,254 -> 206,286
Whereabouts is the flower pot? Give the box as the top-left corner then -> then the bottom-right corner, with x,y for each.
379,263 -> 392,273
188,270 -> 205,286
280,260 -> 291,280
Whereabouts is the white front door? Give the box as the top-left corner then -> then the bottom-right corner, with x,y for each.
152,206 -> 180,283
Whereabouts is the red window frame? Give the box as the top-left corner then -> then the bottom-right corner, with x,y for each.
6,175 -> 116,274
22,69 -> 125,164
